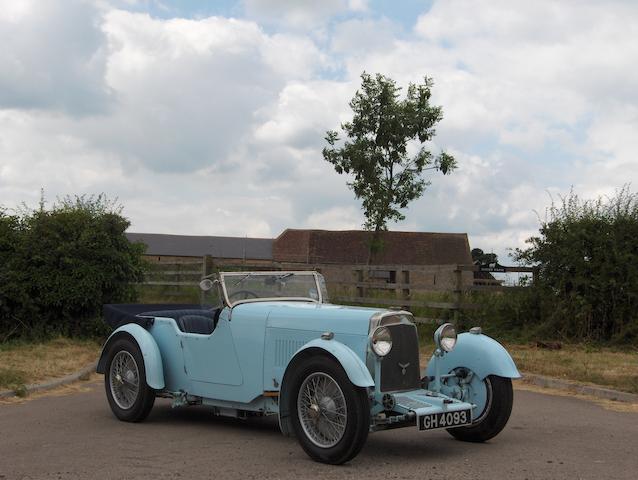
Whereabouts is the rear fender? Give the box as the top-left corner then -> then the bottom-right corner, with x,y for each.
425,332 -> 521,380
278,338 -> 373,436
96,324 -> 165,390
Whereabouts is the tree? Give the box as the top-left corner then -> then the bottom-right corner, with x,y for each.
471,248 -> 498,266
323,72 -> 457,236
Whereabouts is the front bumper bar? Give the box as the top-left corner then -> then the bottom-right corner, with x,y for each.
371,388 -> 474,431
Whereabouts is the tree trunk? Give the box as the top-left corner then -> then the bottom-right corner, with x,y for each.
367,226 -> 384,265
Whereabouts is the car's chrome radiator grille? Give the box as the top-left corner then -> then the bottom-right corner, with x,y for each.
380,323 -> 420,392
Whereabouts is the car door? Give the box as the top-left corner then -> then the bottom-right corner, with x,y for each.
180,309 -> 243,387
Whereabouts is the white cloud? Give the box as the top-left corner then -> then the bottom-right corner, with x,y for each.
412,0 -> 638,128
242,0 -> 349,28
0,109 -> 125,209
330,17 -> 396,55
0,0 -> 33,22
304,206 -> 362,230
347,0 -> 368,12
0,5 -> 350,237
254,80 -> 353,147
0,0 -> 111,114
76,10 -> 327,172
575,104 -> 638,200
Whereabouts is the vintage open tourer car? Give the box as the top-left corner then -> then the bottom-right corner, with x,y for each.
97,271 -> 520,464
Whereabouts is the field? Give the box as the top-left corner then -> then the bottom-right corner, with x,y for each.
506,343 -> 638,394
0,337 -> 100,393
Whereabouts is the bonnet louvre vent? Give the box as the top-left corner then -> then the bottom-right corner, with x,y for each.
275,339 -> 306,366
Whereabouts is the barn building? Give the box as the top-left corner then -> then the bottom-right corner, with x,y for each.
126,229 -> 475,294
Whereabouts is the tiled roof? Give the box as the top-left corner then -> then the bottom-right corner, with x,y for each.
126,232 -> 273,260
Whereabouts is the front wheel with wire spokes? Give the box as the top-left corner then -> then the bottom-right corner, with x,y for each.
289,356 -> 369,464
297,372 -> 348,448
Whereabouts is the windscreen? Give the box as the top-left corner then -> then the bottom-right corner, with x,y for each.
221,272 -> 322,304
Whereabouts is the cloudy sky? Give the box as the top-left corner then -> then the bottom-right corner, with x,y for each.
1,0 -> 637,260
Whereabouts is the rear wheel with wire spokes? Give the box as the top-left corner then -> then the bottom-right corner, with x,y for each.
104,336 -> 155,422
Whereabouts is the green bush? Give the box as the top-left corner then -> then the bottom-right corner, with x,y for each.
0,195 -> 145,340
467,288 -> 543,342
511,187 -> 638,343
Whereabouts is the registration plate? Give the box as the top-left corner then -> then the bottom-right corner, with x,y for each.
418,409 -> 472,431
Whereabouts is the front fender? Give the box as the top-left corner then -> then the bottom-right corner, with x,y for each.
425,332 -> 521,380
292,338 -> 374,388
96,324 -> 165,390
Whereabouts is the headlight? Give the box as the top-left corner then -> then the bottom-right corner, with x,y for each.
371,326 -> 392,356
434,323 -> 457,352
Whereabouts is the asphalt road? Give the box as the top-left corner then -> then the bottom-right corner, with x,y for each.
0,380 -> 636,480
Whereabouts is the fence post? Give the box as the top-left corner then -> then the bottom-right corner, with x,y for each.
453,265 -> 462,325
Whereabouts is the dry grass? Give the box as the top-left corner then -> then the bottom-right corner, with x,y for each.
0,337 -> 101,390
506,343 -> 638,395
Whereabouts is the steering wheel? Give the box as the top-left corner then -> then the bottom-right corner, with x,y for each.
229,290 -> 260,301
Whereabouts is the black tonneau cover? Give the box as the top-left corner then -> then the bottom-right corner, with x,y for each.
103,303 -> 202,329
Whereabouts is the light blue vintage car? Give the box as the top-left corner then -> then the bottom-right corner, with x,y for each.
97,271 -> 520,464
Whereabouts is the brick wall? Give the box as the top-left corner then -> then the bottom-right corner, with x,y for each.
272,230 -> 311,263
273,229 -> 472,266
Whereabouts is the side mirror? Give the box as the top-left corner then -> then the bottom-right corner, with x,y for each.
199,279 -> 215,291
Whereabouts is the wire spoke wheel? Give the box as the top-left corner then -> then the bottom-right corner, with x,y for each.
109,351 -> 140,410
446,374 -> 513,443
297,372 -> 348,448
288,356 -> 370,464
104,337 -> 155,422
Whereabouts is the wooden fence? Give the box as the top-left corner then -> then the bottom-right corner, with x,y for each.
139,258 -> 532,324
328,264 -> 477,324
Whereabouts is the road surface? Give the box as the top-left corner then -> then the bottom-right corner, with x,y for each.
0,380 -> 636,479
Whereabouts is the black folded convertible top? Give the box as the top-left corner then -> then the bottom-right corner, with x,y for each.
103,303 -> 202,329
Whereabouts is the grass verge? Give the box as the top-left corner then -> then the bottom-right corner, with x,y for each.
505,343 -> 638,395
0,337 -> 101,392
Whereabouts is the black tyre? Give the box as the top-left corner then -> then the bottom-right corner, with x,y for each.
104,336 -> 155,422
447,375 -> 513,442
288,356 -> 370,465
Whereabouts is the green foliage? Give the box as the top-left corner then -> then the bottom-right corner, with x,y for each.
471,248 -> 498,266
513,187 -> 638,342
468,288 -> 543,342
136,284 -> 201,304
0,194 -> 145,340
323,72 -> 457,232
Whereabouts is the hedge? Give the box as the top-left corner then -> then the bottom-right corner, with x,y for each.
0,195 -> 145,340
